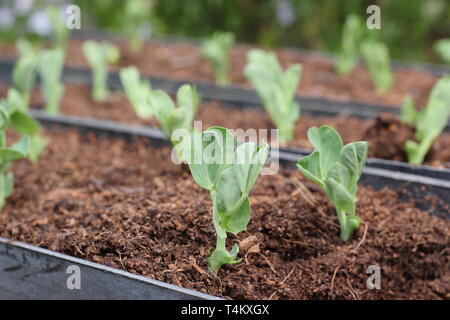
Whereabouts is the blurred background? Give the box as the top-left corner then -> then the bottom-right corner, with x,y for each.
1,0 -> 449,63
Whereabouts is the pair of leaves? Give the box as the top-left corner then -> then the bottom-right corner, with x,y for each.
38,48 -> 65,114
149,84 -> 200,141
401,76 -> 450,164
202,32 -> 235,86
82,40 -> 120,101
297,126 -> 367,241
244,49 -> 301,142
119,66 -> 153,119
185,127 -> 268,274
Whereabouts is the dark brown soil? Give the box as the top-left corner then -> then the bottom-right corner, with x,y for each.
4,83 -> 448,168
0,38 -> 440,107
0,129 -> 448,299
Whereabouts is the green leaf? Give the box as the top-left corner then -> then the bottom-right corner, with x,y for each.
233,142 -> 269,194
4,171 -> 13,199
297,151 -> 324,187
119,66 -> 153,119
0,104 -> 10,131
0,135 -> 30,163
10,111 -> 40,135
307,126 -> 343,180
224,199 -> 251,235
6,88 -> 27,113
340,141 -> 368,186
325,176 -> 356,216
186,127 -> 235,190
176,84 -> 199,117
400,95 -> 417,125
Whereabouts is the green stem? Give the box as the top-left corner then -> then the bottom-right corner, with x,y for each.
336,209 -> 350,241
337,209 -> 361,242
216,235 -> 226,251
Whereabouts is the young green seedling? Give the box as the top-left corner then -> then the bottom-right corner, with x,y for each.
82,40 -> 120,101
434,39 -> 450,65
297,126 -> 368,242
403,76 -> 450,165
0,105 -> 30,211
119,66 -> 153,119
12,39 -> 40,106
183,126 -> 269,274
202,32 -> 235,86
244,49 -> 302,143
47,5 -> 70,49
148,84 -> 200,155
38,48 -> 65,114
123,0 -> 151,52
360,40 -> 393,94
0,88 -> 47,163
336,15 -> 363,76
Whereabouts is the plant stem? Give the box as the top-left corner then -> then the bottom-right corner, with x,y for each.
337,209 -> 351,242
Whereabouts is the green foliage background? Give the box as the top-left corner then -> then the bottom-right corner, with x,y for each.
3,0 -> 450,63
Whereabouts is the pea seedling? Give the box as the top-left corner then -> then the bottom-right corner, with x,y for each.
82,40 -> 120,101
401,76 -> 450,165
336,15 -> 363,75
0,89 -> 47,163
38,48 -> 65,114
123,0 -> 151,52
0,105 -> 30,211
297,126 -> 368,242
336,16 -> 393,94
202,32 -> 235,86
360,41 -> 393,94
119,66 -> 153,119
148,84 -> 200,153
12,39 -> 39,106
47,5 -> 70,49
244,49 -> 302,143
183,126 -> 268,274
